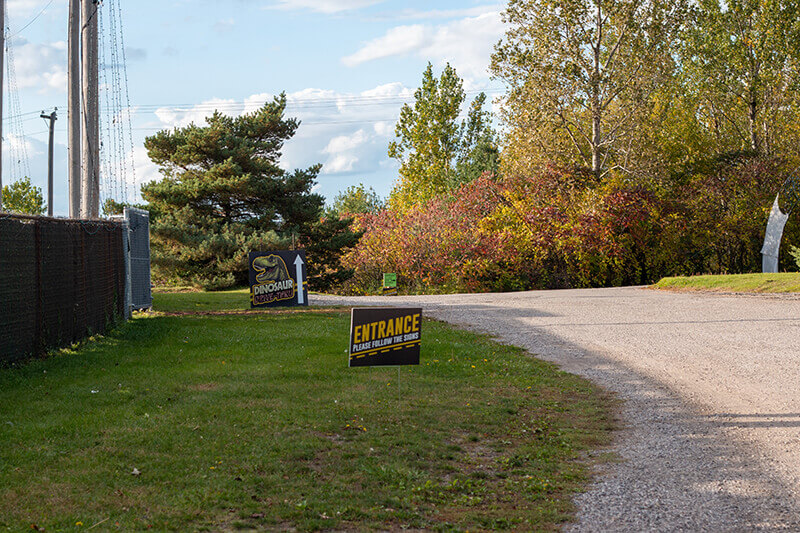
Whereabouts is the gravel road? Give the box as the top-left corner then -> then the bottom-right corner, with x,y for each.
314,287 -> 800,531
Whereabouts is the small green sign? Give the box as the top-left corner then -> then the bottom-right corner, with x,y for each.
383,273 -> 397,288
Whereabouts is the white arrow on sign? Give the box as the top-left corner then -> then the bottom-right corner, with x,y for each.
294,254 -> 305,304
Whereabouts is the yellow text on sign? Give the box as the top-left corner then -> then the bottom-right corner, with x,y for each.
353,314 -> 420,344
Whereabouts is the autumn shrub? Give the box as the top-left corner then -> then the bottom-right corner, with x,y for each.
341,176 -> 507,294
341,168 -> 672,293
791,246 -> 800,269
672,152 -> 798,274
482,167 -> 674,289
338,156 -> 795,295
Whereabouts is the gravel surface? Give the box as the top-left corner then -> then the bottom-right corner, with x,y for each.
314,287 -> 800,531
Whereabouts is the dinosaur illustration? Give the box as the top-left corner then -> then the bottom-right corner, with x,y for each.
252,254 -> 291,284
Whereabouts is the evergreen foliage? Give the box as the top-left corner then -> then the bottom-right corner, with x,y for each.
300,215 -> 363,291
142,94 -> 356,290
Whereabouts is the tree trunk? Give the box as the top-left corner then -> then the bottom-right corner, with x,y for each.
591,4 -> 603,179
592,112 -> 602,178
748,92 -> 759,152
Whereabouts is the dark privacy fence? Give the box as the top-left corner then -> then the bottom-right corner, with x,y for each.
0,214 -> 126,364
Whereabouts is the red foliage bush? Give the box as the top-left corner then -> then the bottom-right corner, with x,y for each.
342,176 -> 507,293
339,154 -> 795,294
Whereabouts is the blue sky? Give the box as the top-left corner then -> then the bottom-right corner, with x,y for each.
4,0 -> 506,216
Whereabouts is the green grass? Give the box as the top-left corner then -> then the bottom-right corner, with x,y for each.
654,272 -> 800,293
0,293 -> 616,532
152,287 -> 251,313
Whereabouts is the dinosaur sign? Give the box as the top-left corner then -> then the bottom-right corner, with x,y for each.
248,250 -> 308,308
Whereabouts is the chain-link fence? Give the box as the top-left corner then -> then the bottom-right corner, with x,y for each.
0,214 -> 126,364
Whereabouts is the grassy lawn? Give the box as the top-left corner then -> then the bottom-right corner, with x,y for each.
152,288 -> 252,313
654,272 -> 800,293
0,294 -> 615,532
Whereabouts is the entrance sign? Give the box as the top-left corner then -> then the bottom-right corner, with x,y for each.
349,307 -> 421,367
249,250 -> 308,308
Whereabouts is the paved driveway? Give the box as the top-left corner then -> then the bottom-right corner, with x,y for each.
315,288 -> 800,531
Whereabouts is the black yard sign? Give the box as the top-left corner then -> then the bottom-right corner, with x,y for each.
249,250 -> 308,308
349,307 -> 421,367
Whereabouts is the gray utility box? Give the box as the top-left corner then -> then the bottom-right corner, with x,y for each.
119,207 -> 152,313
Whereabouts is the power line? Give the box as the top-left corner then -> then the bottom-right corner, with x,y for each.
6,87 -> 506,123
129,89 -> 505,113
24,112 -> 481,138
115,0 -> 137,202
97,0 -> 136,206
6,0 -> 55,39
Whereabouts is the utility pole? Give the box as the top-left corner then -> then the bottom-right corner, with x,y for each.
41,110 -> 57,217
0,0 -> 5,212
67,0 -> 81,218
80,0 -> 99,219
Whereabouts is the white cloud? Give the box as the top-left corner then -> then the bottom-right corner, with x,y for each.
375,5 -> 504,21
342,11 -> 504,80
361,82 -> 413,99
131,145 -> 162,191
145,83 -> 413,189
324,129 -> 369,154
4,133 -> 39,161
243,93 -> 273,114
9,39 -> 68,93
214,18 -> 235,32
324,154 -> 359,173
322,129 -> 371,173
373,121 -> 393,137
269,0 -> 383,14
342,25 -> 428,66
154,98 -> 241,128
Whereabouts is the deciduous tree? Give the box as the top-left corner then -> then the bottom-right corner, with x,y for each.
328,183 -> 383,217
388,63 -> 497,209
681,0 -> 800,158
1,177 -> 45,215
491,0 -> 683,179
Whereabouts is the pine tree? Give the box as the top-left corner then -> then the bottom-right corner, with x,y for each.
142,94 -> 332,290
